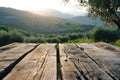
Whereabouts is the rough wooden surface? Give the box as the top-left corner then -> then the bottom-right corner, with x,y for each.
60,43 -> 120,80
0,43 -> 120,80
0,43 -> 37,70
78,43 -> 120,80
4,43 -> 57,80
0,43 -> 19,53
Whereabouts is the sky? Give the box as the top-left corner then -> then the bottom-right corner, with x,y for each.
0,0 -> 87,16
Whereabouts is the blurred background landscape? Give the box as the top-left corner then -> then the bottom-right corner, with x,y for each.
0,0 -> 120,47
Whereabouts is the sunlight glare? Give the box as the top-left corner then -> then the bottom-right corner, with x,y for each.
0,0 -> 87,16
0,0 -> 63,10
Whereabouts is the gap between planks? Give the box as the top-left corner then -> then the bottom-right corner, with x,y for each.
3,43 -> 57,80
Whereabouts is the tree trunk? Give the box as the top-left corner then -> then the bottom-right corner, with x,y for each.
112,12 -> 120,30
112,20 -> 120,30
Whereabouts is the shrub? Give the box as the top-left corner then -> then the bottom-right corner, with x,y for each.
8,31 -> 23,43
24,36 -> 38,43
36,37 -> 46,43
0,25 -> 11,32
47,38 -> 60,43
114,40 -> 120,47
0,30 -> 10,46
59,36 -> 69,43
68,38 -> 93,43
91,28 -> 119,42
69,34 -> 79,40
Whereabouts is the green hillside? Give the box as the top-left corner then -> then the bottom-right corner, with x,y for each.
0,25 -> 120,47
0,25 -> 84,46
0,7 -> 94,33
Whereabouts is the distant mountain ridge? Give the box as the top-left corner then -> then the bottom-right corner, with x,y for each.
0,7 -> 85,33
32,9 -> 104,26
72,16 -> 103,26
31,9 -> 75,19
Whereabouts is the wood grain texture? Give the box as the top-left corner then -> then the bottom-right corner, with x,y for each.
1,43 -> 120,80
0,43 -> 37,70
60,43 -> 116,80
0,43 -> 20,53
77,43 -> 120,80
4,43 -> 57,80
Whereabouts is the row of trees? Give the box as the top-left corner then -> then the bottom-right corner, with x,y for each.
0,25 -> 84,46
0,25 -> 120,46
68,27 -> 120,44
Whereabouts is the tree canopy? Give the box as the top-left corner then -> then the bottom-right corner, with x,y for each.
64,0 -> 120,29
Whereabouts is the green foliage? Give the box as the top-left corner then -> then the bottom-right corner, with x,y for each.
68,38 -> 93,43
0,30 -> 10,46
47,38 -> 60,43
24,37 -> 37,43
0,25 -> 9,32
89,28 -> 120,42
59,36 -> 70,43
114,40 -> 120,47
0,30 -> 23,46
0,7 -> 91,33
0,25 -> 120,48
0,25 -> 86,46
24,36 -> 46,43
0,25 -> 13,32
69,34 -> 83,40
88,0 -> 120,21
64,0 -> 120,29
8,31 -> 23,43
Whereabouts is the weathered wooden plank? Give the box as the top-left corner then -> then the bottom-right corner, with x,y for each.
0,43 -> 20,53
0,43 -> 37,70
59,44 -> 91,80
4,43 -> 57,80
78,43 -> 120,80
60,43 -> 113,80
95,42 -> 120,56
59,44 -> 80,80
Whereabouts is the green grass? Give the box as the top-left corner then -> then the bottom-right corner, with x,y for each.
68,38 -> 93,43
113,40 -> 120,47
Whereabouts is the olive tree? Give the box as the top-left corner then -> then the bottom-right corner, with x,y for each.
64,0 -> 120,29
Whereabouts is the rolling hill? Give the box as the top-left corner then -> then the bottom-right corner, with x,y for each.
71,16 -> 103,26
31,9 -> 75,19
0,7 -> 95,33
